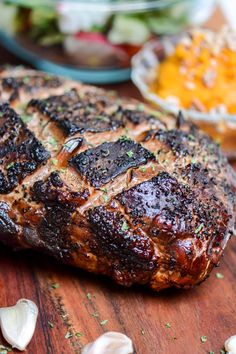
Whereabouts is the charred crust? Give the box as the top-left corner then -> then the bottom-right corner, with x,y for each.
31,171 -> 89,206
122,108 -> 151,125
220,178 -> 236,205
116,170 -> 233,282
0,103 -> 50,194
30,172 -> 89,260
28,90 -> 165,137
154,126 -> 228,170
28,89 -> 79,118
115,106 -> 166,128
88,205 -> 158,285
116,171 -> 230,244
28,89 -> 123,136
181,163 -> 217,188
117,171 -> 194,231
37,203 -> 78,261
70,139 -> 155,188
154,129 -> 198,156
0,202 -> 20,246
1,74 -> 63,101
168,238 -> 209,280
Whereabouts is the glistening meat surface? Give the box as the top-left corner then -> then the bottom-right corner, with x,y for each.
0,67 -> 235,291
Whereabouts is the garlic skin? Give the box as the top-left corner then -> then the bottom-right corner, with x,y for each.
81,332 -> 133,354
0,299 -> 38,351
225,335 -> 236,354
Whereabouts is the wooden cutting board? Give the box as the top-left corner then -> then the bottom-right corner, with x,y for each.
0,228 -> 235,354
0,77 -> 235,353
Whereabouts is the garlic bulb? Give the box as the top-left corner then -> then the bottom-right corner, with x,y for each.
0,299 -> 38,351
225,335 -> 236,354
81,331 -> 133,354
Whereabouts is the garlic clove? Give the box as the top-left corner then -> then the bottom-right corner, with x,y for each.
225,335 -> 236,354
81,331 -> 133,354
0,299 -> 38,351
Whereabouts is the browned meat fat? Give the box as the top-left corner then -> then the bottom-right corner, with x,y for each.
0,67 -> 235,291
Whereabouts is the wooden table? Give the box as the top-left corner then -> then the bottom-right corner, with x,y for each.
0,44 -> 235,354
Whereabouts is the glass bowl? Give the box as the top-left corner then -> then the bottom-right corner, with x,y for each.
0,0 -> 214,83
131,34 -> 236,159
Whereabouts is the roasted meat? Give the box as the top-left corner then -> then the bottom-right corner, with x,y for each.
0,67 -> 235,291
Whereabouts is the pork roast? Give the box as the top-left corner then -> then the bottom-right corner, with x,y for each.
0,66 -> 235,291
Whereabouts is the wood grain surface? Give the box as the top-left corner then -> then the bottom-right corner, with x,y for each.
0,44 -> 235,354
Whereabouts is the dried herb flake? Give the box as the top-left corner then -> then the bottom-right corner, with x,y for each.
216,272 -> 224,279
100,319 -> 108,326
48,321 -> 54,328
91,312 -> 99,317
75,332 -> 83,338
86,293 -> 92,300
21,114 -> 32,124
126,150 -> 134,158
6,162 -> 14,169
195,223 -> 204,234
51,283 -> 60,289
65,332 -> 73,339
121,220 -> 129,232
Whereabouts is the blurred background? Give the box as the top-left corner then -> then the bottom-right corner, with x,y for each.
0,0 -> 227,83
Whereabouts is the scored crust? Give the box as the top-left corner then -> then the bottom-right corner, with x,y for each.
0,67 -> 235,291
